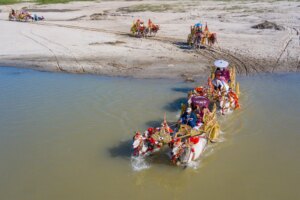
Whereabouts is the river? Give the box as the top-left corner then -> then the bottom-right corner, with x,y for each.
0,67 -> 299,200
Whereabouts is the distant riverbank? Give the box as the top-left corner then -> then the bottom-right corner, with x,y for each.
0,1 -> 299,79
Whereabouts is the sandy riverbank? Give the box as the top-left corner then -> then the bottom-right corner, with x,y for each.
0,1 -> 299,79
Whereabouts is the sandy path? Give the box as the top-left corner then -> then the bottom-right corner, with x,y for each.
0,1 -> 299,79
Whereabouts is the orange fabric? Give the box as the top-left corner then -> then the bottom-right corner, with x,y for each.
228,91 -> 240,109
195,87 -> 203,93
204,23 -> 209,32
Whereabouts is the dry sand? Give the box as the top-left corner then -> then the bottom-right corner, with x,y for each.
0,0 -> 299,79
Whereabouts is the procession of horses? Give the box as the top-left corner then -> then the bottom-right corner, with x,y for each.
130,19 -> 160,37
132,60 -> 240,167
7,7 -> 233,168
129,20 -> 225,167
8,8 -> 218,49
187,22 -> 217,48
129,18 -> 218,49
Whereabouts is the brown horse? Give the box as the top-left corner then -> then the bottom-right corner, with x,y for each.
207,33 -> 217,46
148,24 -> 160,36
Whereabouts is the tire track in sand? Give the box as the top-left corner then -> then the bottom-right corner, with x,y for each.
20,30 -> 63,71
272,27 -> 294,72
29,30 -> 85,72
27,21 -> 265,75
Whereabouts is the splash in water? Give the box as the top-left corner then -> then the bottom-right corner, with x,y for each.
187,160 -> 201,169
217,130 -> 226,143
131,156 -> 150,171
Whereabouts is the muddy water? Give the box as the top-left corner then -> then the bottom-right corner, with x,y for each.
0,67 -> 299,200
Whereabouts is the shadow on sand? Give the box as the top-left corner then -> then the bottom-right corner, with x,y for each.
174,42 -> 192,50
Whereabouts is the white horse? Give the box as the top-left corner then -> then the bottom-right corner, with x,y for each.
212,78 -> 229,92
171,136 -> 208,166
132,134 -> 148,157
219,93 -> 238,115
132,131 -> 162,157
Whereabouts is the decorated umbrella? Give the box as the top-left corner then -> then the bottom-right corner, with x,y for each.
214,60 -> 229,68
194,23 -> 202,27
191,96 -> 210,108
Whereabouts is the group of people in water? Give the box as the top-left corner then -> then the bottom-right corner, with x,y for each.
133,119 -> 173,157
180,87 -> 210,129
9,9 -> 44,22
211,65 -> 240,113
133,60 -> 240,165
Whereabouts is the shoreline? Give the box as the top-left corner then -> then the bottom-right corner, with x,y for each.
2,63 -> 298,83
0,62 -> 210,81
0,1 -> 299,79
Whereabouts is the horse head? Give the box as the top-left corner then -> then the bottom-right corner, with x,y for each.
208,33 -> 217,45
132,132 -> 147,156
171,139 -> 185,164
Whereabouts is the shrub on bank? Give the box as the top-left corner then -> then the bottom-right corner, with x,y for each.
0,0 -> 20,5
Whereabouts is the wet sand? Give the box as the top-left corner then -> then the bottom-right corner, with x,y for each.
0,1 -> 299,78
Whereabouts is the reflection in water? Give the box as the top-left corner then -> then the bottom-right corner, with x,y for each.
0,67 -> 299,200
